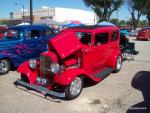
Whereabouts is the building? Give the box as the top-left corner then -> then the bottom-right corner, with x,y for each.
10,7 -> 97,25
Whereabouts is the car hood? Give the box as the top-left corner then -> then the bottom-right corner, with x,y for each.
50,30 -> 81,59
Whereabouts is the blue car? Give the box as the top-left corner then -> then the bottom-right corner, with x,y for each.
120,29 -> 129,36
0,25 -> 55,75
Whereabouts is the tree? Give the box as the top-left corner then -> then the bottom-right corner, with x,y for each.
0,19 -> 10,26
139,20 -> 148,26
83,0 -> 124,22
142,1 -> 150,25
127,0 -> 147,29
119,20 -> 126,26
109,18 -> 119,25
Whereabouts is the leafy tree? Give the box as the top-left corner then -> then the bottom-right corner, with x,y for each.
119,20 -> 126,26
127,0 -> 147,29
109,18 -> 119,25
126,19 -> 132,26
141,1 -> 150,25
0,19 -> 10,26
83,0 -> 124,22
139,20 -> 148,26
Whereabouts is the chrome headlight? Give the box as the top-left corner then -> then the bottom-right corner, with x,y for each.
51,63 -> 59,74
29,59 -> 37,69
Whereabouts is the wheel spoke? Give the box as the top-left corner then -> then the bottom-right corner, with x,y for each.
0,60 -> 8,73
69,77 -> 82,96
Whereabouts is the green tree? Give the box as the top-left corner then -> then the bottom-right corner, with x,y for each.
119,20 -> 126,26
83,0 -> 124,22
126,19 -> 132,26
109,18 -> 119,25
0,19 -> 11,26
127,0 -> 147,29
139,20 -> 148,26
141,1 -> 150,25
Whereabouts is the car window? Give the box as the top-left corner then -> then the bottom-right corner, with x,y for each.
5,29 -> 24,39
111,31 -> 119,41
95,33 -> 109,46
75,32 -> 92,45
26,30 -> 41,40
44,29 -> 53,37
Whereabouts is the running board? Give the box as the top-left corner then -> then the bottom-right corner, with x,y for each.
93,67 -> 113,78
14,80 -> 65,98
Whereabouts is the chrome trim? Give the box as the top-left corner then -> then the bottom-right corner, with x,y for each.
14,80 -> 65,98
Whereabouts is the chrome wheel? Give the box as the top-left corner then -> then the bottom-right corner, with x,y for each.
117,56 -> 122,70
113,56 -> 122,73
70,77 -> 82,96
0,59 -> 10,75
65,76 -> 83,99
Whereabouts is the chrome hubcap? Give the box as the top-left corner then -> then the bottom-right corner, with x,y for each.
70,77 -> 82,96
117,56 -> 122,70
0,60 -> 8,73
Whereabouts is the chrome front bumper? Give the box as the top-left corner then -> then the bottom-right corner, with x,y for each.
14,80 -> 65,98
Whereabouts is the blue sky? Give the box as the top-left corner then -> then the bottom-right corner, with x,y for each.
0,0 -> 146,20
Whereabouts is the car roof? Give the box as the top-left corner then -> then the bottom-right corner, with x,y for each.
8,24 -> 51,30
68,25 -> 119,32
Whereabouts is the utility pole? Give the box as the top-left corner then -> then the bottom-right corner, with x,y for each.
30,0 -> 33,25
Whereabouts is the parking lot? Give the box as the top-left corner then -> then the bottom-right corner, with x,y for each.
0,37 -> 150,113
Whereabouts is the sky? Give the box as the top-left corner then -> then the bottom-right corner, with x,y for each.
0,0 -> 146,20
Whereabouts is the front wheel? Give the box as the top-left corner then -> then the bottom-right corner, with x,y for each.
113,55 -> 122,73
65,76 -> 83,100
0,59 -> 10,75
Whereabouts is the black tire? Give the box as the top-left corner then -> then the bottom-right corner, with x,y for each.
0,59 -> 10,75
65,76 -> 83,100
113,55 -> 122,73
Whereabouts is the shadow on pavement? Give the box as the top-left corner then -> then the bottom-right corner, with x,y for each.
126,71 -> 150,113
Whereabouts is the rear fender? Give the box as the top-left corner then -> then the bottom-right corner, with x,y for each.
107,49 -> 123,69
17,61 -> 38,84
54,68 -> 101,86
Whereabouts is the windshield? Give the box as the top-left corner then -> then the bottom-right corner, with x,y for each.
75,32 -> 92,45
4,29 -> 24,40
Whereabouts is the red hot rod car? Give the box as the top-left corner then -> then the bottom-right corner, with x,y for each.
15,25 -> 123,100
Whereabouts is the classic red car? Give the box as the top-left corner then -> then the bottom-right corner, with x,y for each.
15,25 -> 123,99
0,26 -> 7,38
137,28 -> 150,41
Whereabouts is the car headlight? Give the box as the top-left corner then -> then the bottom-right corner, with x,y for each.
29,59 -> 37,69
51,63 -> 59,74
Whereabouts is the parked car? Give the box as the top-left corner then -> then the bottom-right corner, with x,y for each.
0,26 -> 7,38
129,28 -> 141,37
137,27 -> 150,41
0,25 -> 55,75
15,25 -> 123,100
120,28 -> 129,36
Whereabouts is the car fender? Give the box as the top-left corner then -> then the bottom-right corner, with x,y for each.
0,53 -> 25,67
107,49 -> 123,69
17,61 -> 38,84
54,68 -> 101,86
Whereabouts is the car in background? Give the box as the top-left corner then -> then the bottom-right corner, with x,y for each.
0,26 -> 7,38
0,25 -> 55,75
120,29 -> 129,36
16,25 -> 123,100
129,28 -> 141,37
137,27 -> 150,41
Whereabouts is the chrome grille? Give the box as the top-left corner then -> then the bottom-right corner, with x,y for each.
40,55 -> 52,76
